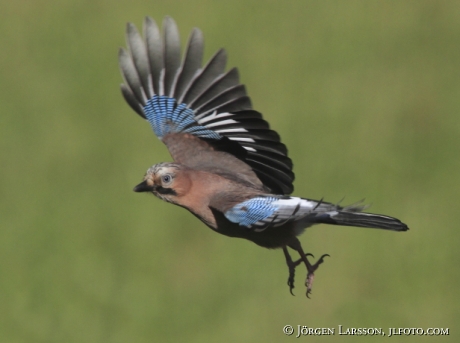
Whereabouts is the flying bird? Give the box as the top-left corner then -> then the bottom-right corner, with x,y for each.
118,16 -> 409,297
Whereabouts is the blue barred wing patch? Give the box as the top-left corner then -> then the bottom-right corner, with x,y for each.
144,95 -> 223,140
225,197 -> 279,228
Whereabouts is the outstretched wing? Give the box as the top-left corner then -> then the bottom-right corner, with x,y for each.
118,16 -> 294,194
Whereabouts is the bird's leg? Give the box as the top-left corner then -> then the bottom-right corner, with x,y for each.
289,239 -> 329,298
282,246 -> 305,295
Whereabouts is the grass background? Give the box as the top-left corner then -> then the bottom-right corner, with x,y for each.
1,1 -> 459,342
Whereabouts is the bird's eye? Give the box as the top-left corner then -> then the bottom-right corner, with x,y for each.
162,174 -> 172,184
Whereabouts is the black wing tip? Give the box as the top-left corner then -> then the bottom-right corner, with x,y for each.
398,223 -> 410,231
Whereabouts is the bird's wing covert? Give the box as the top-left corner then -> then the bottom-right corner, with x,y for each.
224,196 -> 324,232
119,16 -> 294,194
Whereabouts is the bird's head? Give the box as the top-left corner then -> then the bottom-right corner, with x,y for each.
133,162 -> 189,203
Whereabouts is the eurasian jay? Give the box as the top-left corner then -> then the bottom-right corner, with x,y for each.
118,16 -> 409,297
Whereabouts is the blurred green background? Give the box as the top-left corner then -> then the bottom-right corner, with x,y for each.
1,1 -> 459,342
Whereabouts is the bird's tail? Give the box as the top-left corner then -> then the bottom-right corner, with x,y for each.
320,211 -> 409,231
312,201 -> 409,232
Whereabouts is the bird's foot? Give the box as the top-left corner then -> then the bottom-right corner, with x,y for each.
305,254 -> 330,298
286,254 -> 312,296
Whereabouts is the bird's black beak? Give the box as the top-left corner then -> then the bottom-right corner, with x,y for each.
133,180 -> 154,193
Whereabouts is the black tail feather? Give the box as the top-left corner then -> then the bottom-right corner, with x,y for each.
318,211 -> 409,232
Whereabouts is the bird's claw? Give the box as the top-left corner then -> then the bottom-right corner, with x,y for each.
285,254 -> 309,296
287,278 -> 295,296
305,254 -> 330,298
286,257 -> 304,296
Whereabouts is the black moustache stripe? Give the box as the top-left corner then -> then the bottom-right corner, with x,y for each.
156,186 -> 177,196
